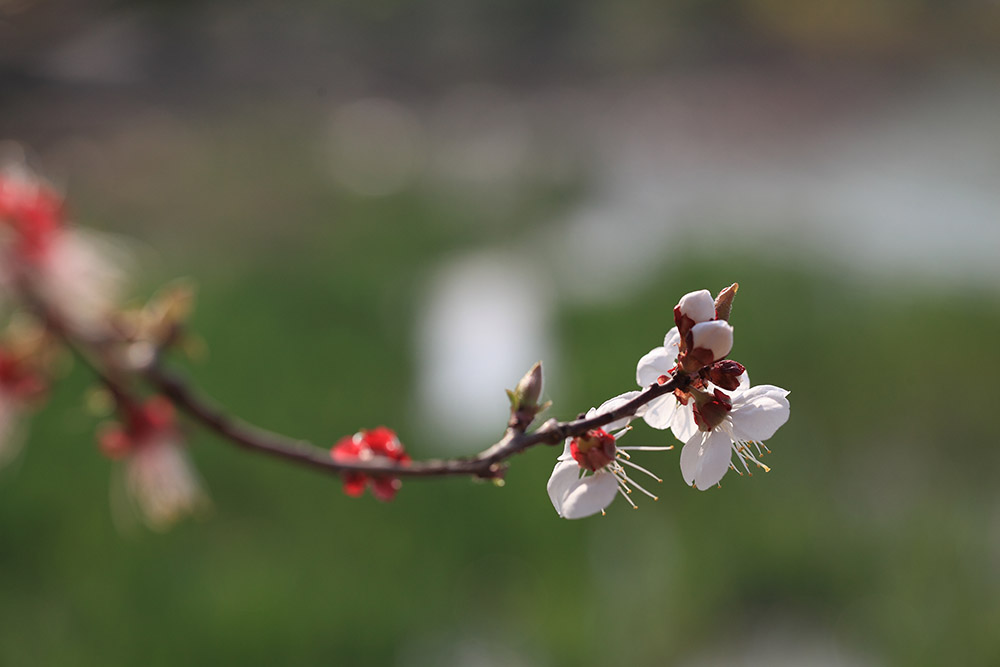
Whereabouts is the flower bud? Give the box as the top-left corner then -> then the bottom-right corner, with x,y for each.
673,289 -> 716,337
98,424 -> 132,459
678,290 -> 716,324
707,359 -> 745,391
330,427 -> 410,501
714,283 -> 739,322
689,320 -> 733,365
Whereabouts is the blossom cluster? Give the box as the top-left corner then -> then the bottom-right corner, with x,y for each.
548,286 -> 790,519
0,160 -> 206,529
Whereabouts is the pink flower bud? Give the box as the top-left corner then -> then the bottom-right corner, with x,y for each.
677,290 -> 716,324
330,426 -> 410,501
690,320 -> 733,363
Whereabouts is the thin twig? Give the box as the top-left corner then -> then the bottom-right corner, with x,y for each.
19,279 -> 691,482
144,356 -> 689,480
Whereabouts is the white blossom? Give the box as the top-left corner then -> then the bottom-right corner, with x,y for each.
30,229 -> 130,335
547,392 -> 671,519
125,434 -> 209,530
635,327 -> 698,438
679,382 -> 790,490
637,326 -> 790,489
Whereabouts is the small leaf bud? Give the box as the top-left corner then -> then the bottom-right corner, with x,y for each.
508,362 -> 547,430
514,361 -> 543,409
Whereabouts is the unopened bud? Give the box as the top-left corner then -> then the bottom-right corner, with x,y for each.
507,361 -> 548,430
678,290 -> 716,324
714,283 -> 738,322
513,361 -> 543,409
707,359 -> 745,391
690,320 -> 733,364
674,289 -> 717,337
97,424 -> 132,460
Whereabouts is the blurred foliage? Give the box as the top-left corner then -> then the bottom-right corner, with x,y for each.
1,166 -> 998,665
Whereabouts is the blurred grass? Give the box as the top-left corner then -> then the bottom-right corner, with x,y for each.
1,180 -> 999,667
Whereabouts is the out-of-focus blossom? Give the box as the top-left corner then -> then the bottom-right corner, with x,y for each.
547,392 -> 671,519
0,325 -> 51,467
99,396 -> 208,529
330,426 -> 411,501
0,161 -> 128,333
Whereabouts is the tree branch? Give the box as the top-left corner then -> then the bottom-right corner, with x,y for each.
18,277 -> 691,482
143,355 -> 690,480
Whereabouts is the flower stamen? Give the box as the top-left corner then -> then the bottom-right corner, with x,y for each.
616,456 -> 663,483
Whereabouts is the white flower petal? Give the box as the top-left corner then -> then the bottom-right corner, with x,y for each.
737,371 -> 750,391
729,385 -> 790,442
662,327 -> 681,355
547,458 -> 581,514
592,391 -> 639,433
679,433 -> 702,486
679,430 -> 733,490
126,436 -> 207,529
641,394 -> 678,430
36,230 -> 130,334
670,402 -> 699,443
558,471 -> 620,519
556,439 -> 573,461
636,346 -> 673,387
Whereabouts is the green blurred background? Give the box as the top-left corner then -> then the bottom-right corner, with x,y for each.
2,1 -> 1000,665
